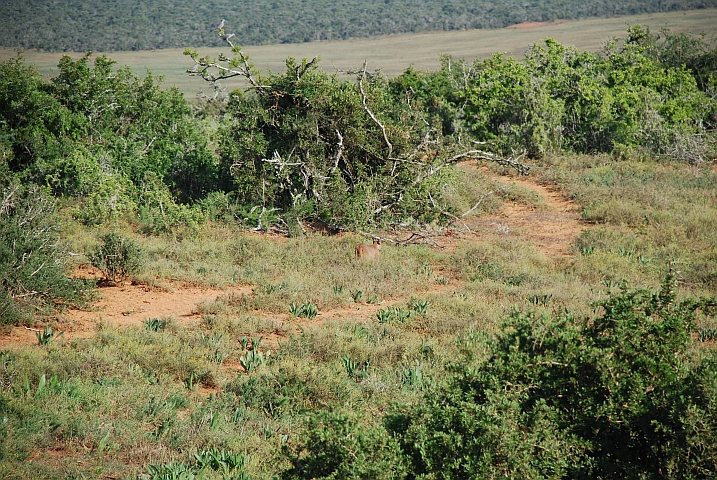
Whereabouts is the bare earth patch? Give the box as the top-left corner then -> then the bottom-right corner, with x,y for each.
507,20 -> 566,29
1,168 -> 587,350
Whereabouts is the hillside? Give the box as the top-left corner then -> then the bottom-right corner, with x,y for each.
2,0 -> 717,52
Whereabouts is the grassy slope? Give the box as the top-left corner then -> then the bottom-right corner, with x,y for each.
1,154 -> 716,478
1,9 -> 717,478
1,8 -> 716,98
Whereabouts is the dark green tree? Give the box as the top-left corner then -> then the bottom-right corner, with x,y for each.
185,37 -> 526,231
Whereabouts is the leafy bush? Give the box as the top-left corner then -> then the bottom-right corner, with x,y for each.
439,29 -> 717,160
190,51 -> 466,230
0,54 -> 221,217
137,171 -> 207,234
0,181 -> 93,326
282,410 -> 407,480
386,272 -> 717,478
89,232 -> 143,284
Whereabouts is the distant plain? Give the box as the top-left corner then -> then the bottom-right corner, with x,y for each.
2,8 -> 716,97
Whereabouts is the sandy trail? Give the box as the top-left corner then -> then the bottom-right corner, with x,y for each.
460,165 -> 586,258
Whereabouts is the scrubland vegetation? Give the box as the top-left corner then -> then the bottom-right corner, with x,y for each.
1,24 -> 717,479
3,0 -> 717,52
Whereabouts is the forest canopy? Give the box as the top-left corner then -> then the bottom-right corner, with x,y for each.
2,0 -> 717,52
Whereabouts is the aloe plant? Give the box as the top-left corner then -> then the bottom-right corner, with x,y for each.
36,327 -> 63,346
240,349 -> 270,374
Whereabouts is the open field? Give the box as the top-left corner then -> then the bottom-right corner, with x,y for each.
2,8 -> 716,97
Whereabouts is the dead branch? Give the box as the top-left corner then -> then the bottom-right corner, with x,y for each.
395,232 -> 444,248
460,189 -> 497,218
331,129 -> 344,174
359,61 -> 392,159
464,145 -> 531,174
186,21 -> 267,92
296,56 -> 319,80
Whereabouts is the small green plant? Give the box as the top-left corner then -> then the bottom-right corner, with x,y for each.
394,307 -> 411,323
193,447 -> 251,473
376,308 -> 393,324
200,332 -> 223,347
211,349 -> 228,364
240,349 -> 270,374
289,302 -> 302,317
89,232 -> 143,284
144,317 -> 165,331
420,261 -> 433,277
349,324 -> 370,340
146,447 -> 252,480
367,294 -> 381,304
184,371 -> 200,390
96,431 -> 118,455
528,294 -> 553,306
698,328 -> 717,342
402,360 -> 427,389
259,282 -> 287,294
434,276 -> 449,285
341,355 -> 370,381
289,301 -> 318,319
410,299 -> 430,314
602,278 -> 625,291
376,307 -> 411,324
332,285 -> 345,295
36,327 -> 63,346
350,289 -> 363,302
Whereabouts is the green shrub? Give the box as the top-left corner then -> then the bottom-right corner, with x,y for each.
0,182 -> 93,326
281,410 -> 407,480
89,232 -> 143,284
387,272 -> 717,478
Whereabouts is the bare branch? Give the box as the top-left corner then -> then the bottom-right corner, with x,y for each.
395,232 -> 445,248
359,61 -> 392,159
296,56 -> 319,80
331,129 -> 344,174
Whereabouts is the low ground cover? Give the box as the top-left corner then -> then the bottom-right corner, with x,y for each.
2,153 -> 716,478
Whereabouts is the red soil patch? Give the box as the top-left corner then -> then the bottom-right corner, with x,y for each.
0,267 -> 252,349
507,20 -> 566,29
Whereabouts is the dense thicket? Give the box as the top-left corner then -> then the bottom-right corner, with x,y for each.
2,0 -> 717,52
285,274 -> 717,478
397,26 -> 717,160
1,27 -> 715,232
0,54 -> 219,229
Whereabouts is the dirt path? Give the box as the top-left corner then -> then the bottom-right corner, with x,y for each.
0,167 -> 586,349
452,164 -> 586,258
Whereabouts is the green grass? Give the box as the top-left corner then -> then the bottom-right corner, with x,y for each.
2,151 -> 717,478
2,8 -> 716,97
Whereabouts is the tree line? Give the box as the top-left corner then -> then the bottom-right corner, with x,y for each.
2,0 -> 717,52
